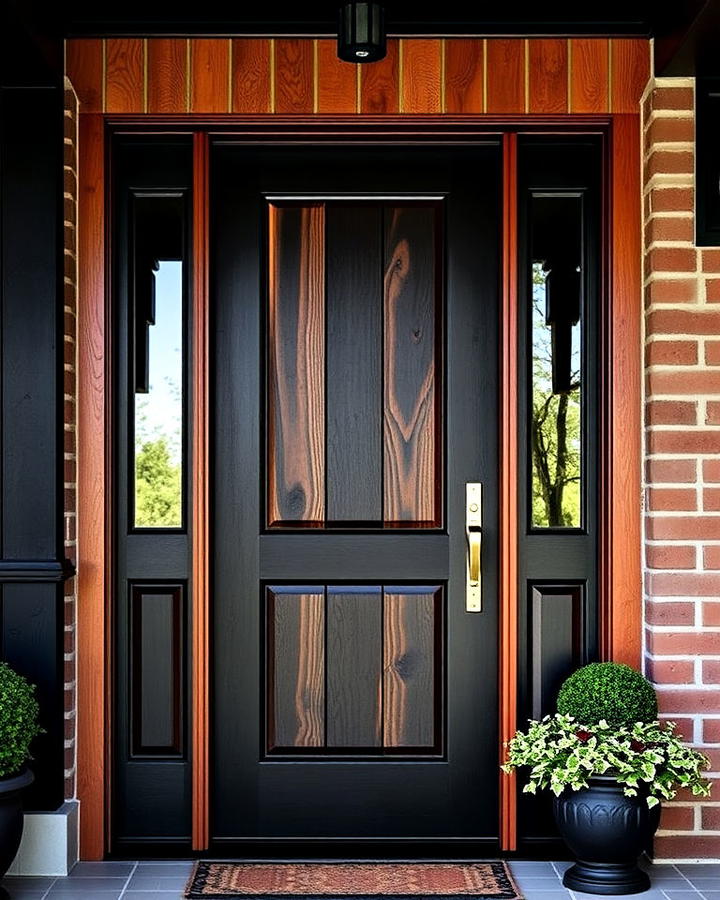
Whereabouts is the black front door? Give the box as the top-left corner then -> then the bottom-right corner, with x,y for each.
211,143 -> 501,846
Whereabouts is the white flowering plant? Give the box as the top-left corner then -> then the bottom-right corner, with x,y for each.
501,713 -> 711,808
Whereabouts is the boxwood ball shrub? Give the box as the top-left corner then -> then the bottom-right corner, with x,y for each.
556,662 -> 658,726
0,661 -> 41,778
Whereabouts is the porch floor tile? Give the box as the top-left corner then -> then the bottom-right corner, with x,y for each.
1,861 -> 718,900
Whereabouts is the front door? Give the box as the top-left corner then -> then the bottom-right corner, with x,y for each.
211,144 -> 501,845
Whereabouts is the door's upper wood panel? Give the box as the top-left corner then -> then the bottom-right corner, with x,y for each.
266,584 -> 442,755
266,201 -> 441,529
65,38 -> 650,116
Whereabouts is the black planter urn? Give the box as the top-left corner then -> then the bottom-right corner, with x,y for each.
553,775 -> 661,895
0,768 -> 33,882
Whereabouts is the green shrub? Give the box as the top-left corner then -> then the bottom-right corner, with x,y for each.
0,662 -> 42,778
556,662 -> 658,726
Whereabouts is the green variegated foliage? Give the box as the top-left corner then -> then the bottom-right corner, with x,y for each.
502,714 -> 711,808
0,661 -> 42,778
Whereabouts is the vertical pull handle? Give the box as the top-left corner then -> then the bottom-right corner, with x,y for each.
466,483 -> 482,612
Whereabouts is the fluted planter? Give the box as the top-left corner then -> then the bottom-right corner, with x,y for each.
0,768 -> 33,883
553,775 -> 661,895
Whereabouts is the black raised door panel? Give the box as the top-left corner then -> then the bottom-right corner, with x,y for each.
212,145 -> 501,845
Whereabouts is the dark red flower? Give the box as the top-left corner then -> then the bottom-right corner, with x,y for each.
576,730 -> 592,742
630,740 -> 646,753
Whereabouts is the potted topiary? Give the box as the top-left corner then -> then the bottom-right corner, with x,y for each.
0,661 -> 42,881
502,662 -> 711,896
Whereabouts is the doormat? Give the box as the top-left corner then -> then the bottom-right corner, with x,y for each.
184,861 -> 522,900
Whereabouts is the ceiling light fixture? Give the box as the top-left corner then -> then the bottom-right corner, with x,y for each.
337,2 -> 387,63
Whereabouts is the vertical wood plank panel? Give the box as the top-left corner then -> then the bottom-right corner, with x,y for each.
232,38 -> 271,113
401,39 -> 441,113
191,132 -> 210,850
77,113 -> 106,859
611,39 -> 650,113
499,132 -> 519,851
274,39 -> 314,114
317,40 -> 357,113
444,39 -> 484,114
327,588 -> 382,747
105,38 -> 144,113
326,206 -> 382,523
190,39 -> 230,113
269,589 -> 325,748
383,206 -> 439,527
529,39 -> 568,114
268,205 -> 325,527
604,115 -> 642,667
147,39 -> 187,113
486,40 -> 525,114
383,588 -> 437,748
570,39 -> 609,113
361,39 -> 399,114
65,39 -> 104,113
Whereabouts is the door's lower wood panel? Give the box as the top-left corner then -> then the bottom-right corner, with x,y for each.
266,584 -> 442,754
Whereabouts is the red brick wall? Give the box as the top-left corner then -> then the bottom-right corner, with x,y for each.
644,77 -> 720,859
63,77 -> 78,801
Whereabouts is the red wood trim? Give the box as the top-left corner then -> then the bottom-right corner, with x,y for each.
602,115 -> 642,667
401,39 -> 442,114
570,39 -> 609,114
65,39 -> 104,113
192,131 -> 211,850
77,113 -> 108,860
486,40 -> 525,114
499,131 -> 519,851
105,38 -> 144,114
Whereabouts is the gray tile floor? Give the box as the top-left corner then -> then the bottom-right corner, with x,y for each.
0,860 -> 718,900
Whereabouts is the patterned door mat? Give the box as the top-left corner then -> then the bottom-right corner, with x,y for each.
185,861 -> 522,900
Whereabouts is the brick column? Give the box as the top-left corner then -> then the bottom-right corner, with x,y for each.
643,76 -> 720,858
63,77 -> 78,801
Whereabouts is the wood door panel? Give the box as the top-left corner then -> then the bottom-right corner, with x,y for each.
267,204 -> 325,527
327,587 -> 383,748
267,587 -> 325,749
326,206 -> 383,524
383,587 -> 440,748
383,206 -> 440,527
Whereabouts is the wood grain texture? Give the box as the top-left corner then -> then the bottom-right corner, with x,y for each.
444,39 -> 484,114
147,39 -> 187,113
383,589 -> 438,748
232,39 -> 271,114
105,38 -> 144,113
499,132 -> 518,851
317,40 -> 357,113
274,39 -> 314,114
190,39 -> 229,114
327,588 -> 382,747
570,39 -> 609,113
268,205 -> 325,527
269,589 -> 325,748
326,206 -> 382,523
604,116 -> 642,667
486,40 -> 525,114
361,39 -> 399,114
77,113 -> 106,860
611,39 -> 650,113
383,206 -> 439,527
401,39 -> 441,113
191,132 -> 210,850
65,39 -> 103,113
529,40 -> 568,114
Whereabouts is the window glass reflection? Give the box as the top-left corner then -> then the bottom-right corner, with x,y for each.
134,260 -> 183,528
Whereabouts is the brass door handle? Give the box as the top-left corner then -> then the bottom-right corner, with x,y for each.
466,483 -> 482,612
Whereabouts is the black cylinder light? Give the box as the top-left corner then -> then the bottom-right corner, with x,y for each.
337,2 -> 386,63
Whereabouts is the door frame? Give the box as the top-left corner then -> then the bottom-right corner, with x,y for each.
77,115 -> 641,859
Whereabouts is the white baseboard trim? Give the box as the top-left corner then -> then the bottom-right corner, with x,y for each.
7,801 -> 79,876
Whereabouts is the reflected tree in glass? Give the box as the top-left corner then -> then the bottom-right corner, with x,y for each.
134,260 -> 183,528
531,262 -> 581,528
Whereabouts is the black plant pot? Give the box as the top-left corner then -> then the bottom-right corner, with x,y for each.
0,768 -> 33,887
553,775 -> 661,895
